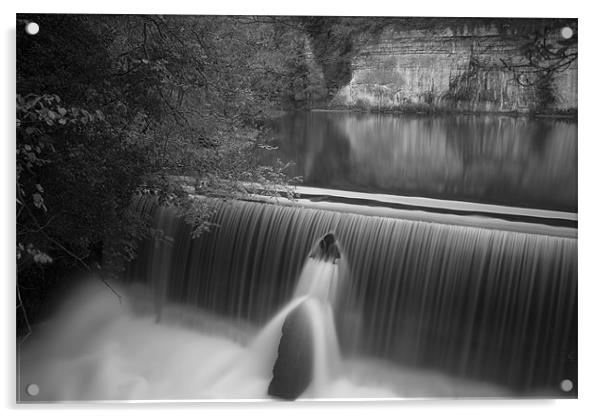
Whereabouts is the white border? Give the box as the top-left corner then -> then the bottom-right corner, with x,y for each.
3,1 -> 600,417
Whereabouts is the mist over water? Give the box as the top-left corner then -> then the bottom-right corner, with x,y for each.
18,279 -> 512,401
126,200 -> 575,396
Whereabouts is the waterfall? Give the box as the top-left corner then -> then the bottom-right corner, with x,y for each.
128,197 -> 577,395
264,250 -> 346,399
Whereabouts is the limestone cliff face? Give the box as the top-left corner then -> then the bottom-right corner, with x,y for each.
329,22 -> 577,113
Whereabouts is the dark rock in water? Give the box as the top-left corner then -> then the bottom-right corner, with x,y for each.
268,304 -> 314,400
309,232 -> 341,263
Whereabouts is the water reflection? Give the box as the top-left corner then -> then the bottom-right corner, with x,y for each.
267,112 -> 577,212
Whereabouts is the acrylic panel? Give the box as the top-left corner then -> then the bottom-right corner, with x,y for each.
16,14 -> 577,402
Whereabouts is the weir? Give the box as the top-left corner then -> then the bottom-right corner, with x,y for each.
128,196 -> 577,396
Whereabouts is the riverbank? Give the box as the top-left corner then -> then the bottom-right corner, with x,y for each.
308,106 -> 578,121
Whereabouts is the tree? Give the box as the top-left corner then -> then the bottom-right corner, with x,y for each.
16,14 -> 302,335
499,22 -> 577,109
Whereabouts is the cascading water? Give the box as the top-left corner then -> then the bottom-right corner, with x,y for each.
128,197 -> 577,397
18,196 -> 577,401
266,233 -> 346,399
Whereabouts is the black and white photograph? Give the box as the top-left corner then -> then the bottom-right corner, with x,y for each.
14,9 -> 579,404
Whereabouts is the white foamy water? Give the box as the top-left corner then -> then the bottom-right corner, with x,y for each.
294,258 -> 342,305
291,256 -> 344,395
17,279 -> 511,402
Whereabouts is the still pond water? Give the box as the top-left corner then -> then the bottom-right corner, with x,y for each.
265,111 -> 577,212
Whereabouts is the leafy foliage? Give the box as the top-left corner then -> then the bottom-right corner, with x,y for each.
16,14 -> 310,331
500,24 -> 578,86
497,22 -> 577,109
